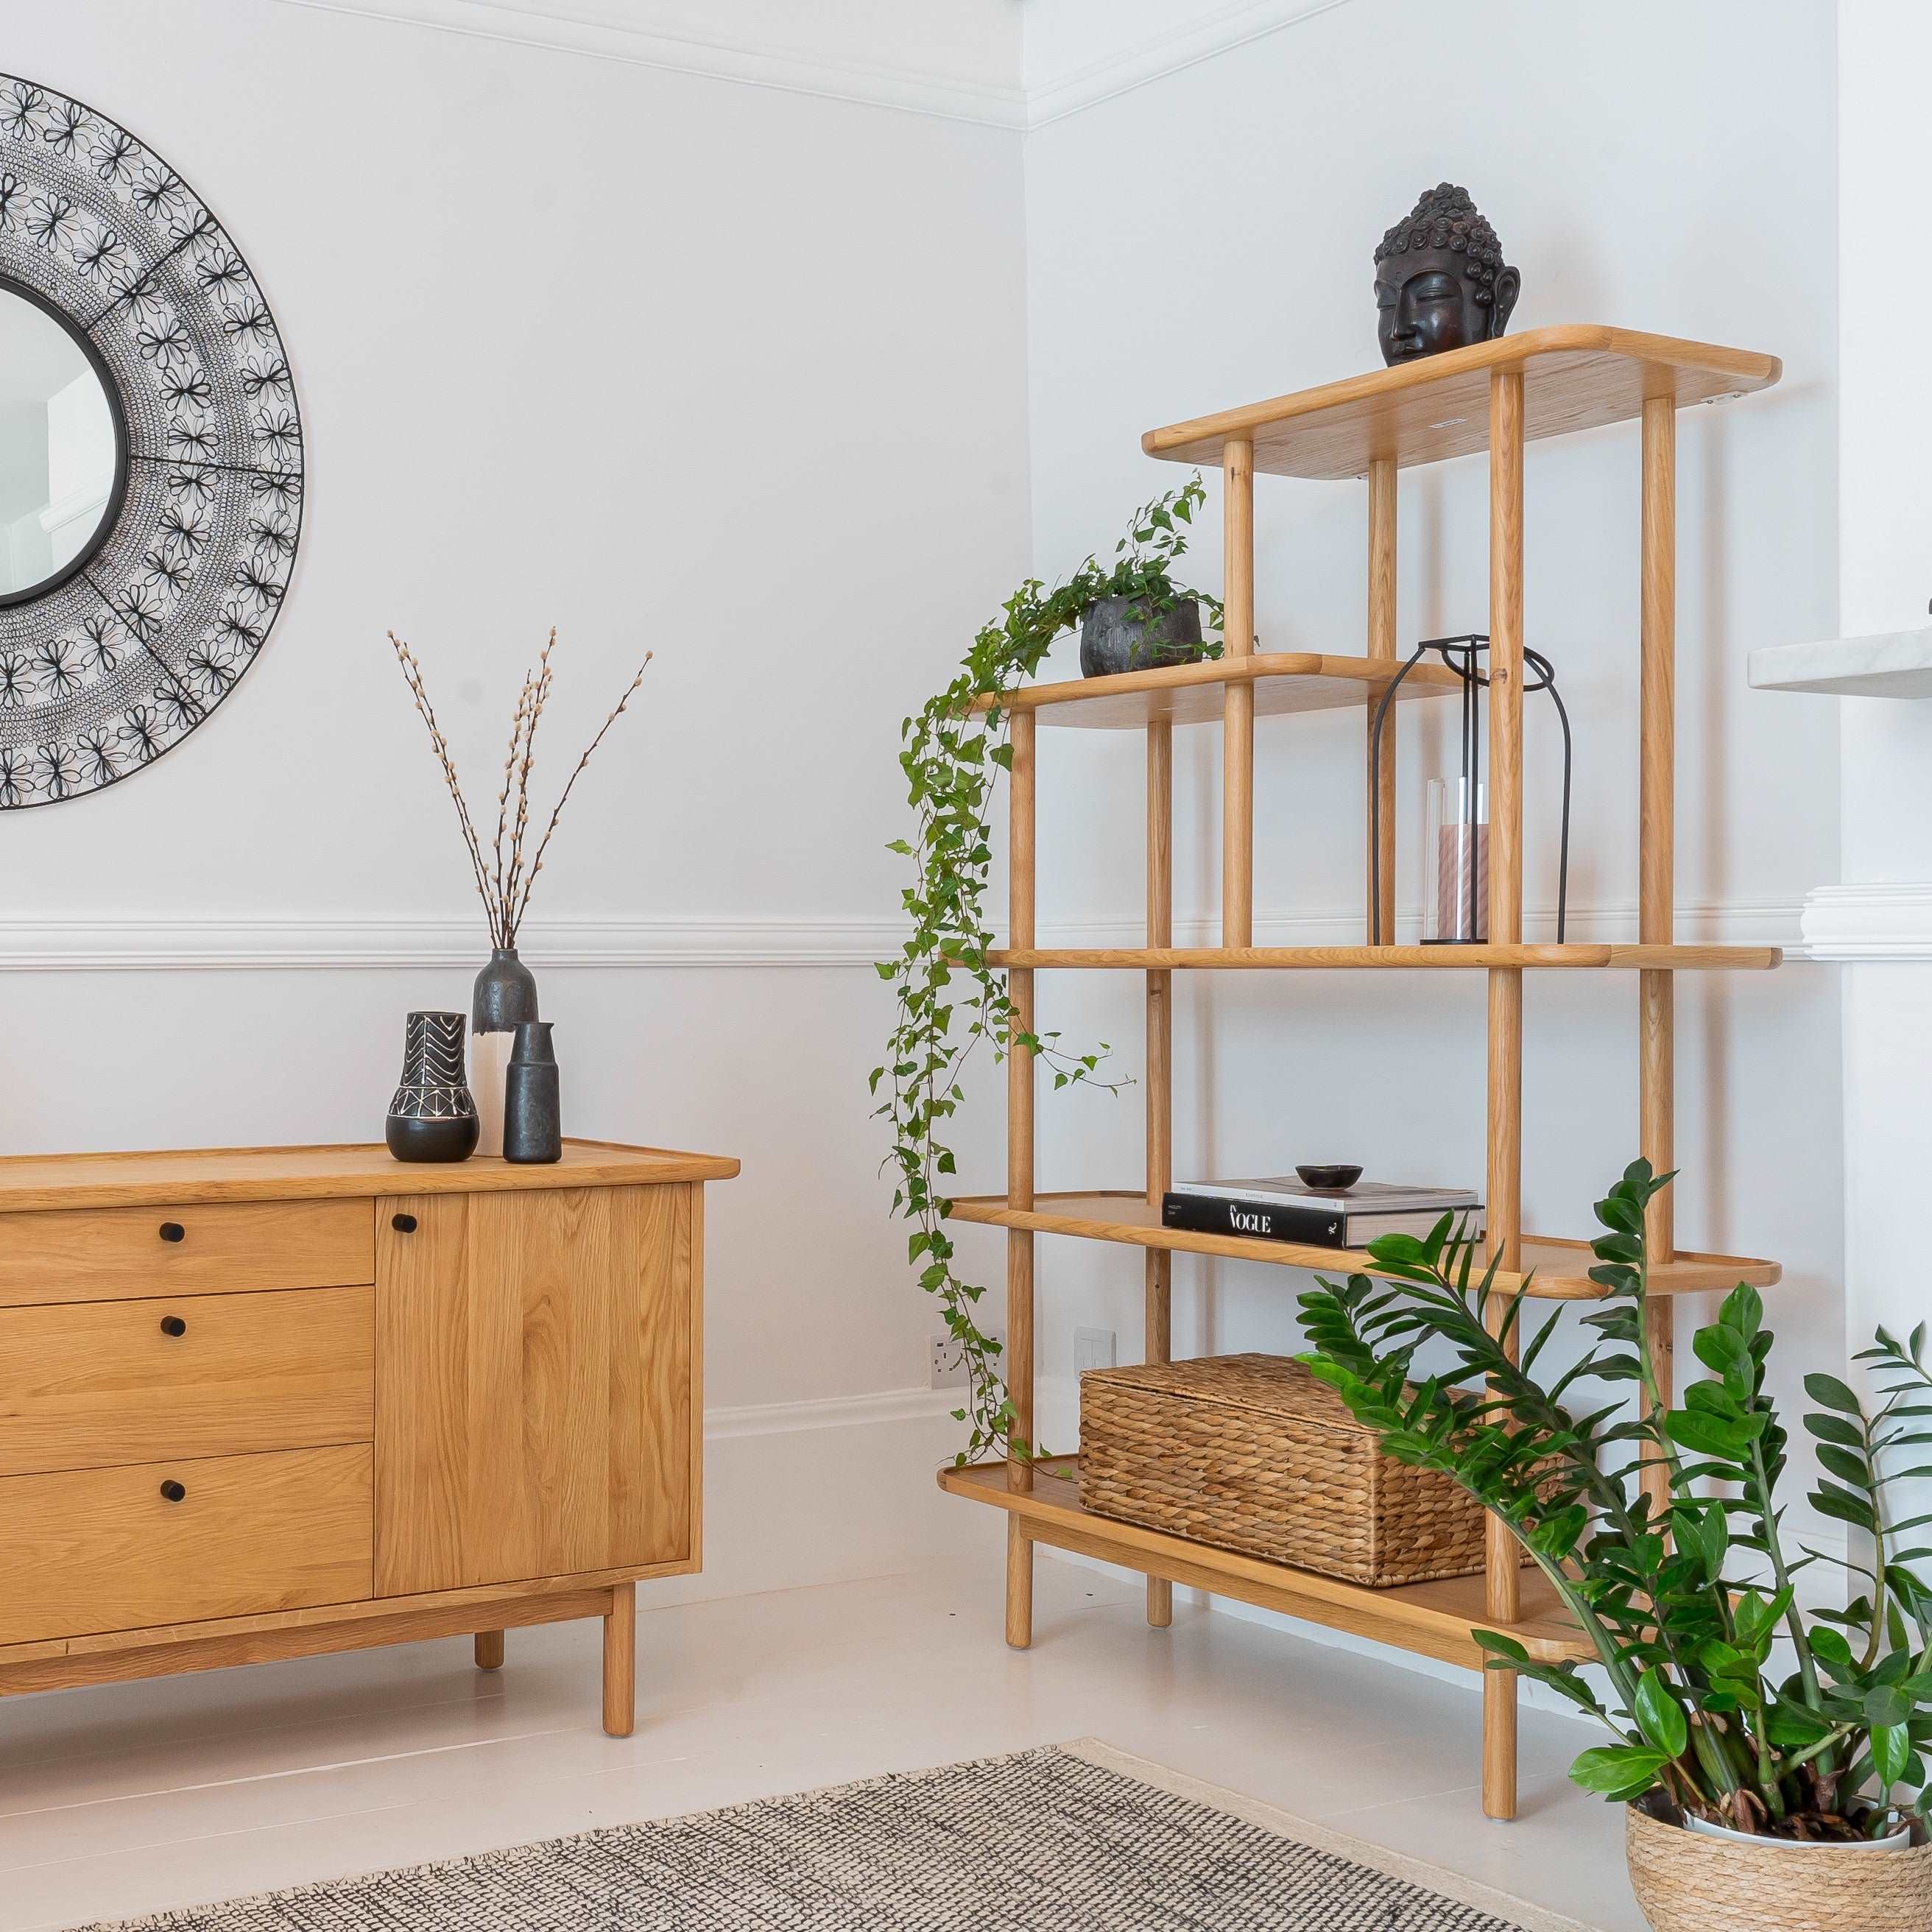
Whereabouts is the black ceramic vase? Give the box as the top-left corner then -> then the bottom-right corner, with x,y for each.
1079,594 -> 1203,677
471,946 -> 540,1157
503,1020 -> 562,1164
473,946 -> 540,1034
385,1011 -> 480,1163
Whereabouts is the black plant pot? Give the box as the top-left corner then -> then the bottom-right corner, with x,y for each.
1079,594 -> 1203,678
504,1020 -> 562,1164
385,1010 -> 479,1163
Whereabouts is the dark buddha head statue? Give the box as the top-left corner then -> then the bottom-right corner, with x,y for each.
1374,183 -> 1519,366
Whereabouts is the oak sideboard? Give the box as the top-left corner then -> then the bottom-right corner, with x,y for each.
0,1138 -> 738,1735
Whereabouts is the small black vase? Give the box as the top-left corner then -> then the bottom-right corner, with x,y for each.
504,1020 -> 561,1164
473,946 -> 539,1033
1079,594 -> 1204,677
385,1010 -> 479,1163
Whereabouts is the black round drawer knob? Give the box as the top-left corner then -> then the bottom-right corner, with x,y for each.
159,1315 -> 187,1338
392,1213 -> 417,1233
158,1221 -> 186,1244
159,1479 -> 186,1503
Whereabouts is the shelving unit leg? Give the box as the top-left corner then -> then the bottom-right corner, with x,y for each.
1367,456 -> 1397,939
1482,366 -> 1526,1822
1145,719 -> 1174,1629
1006,709 -> 1037,1648
1640,395 -> 1678,1515
1221,437 -> 1255,946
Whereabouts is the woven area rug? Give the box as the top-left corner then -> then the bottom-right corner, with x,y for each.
82,1739 -> 1601,1931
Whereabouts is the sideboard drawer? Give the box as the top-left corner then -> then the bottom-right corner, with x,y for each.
0,1199 -> 373,1307
0,1286 -> 373,1478
0,1444 -> 373,1646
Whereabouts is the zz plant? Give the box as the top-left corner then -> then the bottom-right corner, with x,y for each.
873,480 -> 1223,1464
1300,1161 -> 1932,1841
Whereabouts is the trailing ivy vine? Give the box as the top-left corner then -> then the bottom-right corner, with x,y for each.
872,479 -> 1224,1464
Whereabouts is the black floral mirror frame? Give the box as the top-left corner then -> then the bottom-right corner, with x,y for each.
0,72 -> 303,808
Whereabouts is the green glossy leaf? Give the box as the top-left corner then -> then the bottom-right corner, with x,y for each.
1805,1372 -> 1864,1415
1569,1745 -> 1669,1795
1635,1671 -> 1688,1758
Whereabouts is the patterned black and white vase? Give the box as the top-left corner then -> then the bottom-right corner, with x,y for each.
385,1011 -> 479,1163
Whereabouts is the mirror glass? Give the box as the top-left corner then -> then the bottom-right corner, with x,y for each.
0,283 -> 120,604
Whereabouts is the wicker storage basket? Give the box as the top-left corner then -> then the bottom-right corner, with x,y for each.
1077,1353 -> 1488,1587
1625,1802 -> 1932,1932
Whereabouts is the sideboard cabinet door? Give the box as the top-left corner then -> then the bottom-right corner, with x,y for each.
374,1184 -> 694,1596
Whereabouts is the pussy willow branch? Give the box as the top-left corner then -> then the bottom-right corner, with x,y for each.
501,638 -> 556,937
387,630 -> 496,931
387,631 -> 652,947
510,653 -> 652,935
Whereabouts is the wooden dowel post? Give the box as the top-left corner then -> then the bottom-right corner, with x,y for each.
1367,456 -> 1397,939
473,1629 -> 504,1671
601,1581 -> 634,1738
1222,437 -> 1255,946
1006,708 -> 1037,1648
1640,395 -> 1677,1519
1483,367 -> 1525,1823
1145,719 -> 1174,1630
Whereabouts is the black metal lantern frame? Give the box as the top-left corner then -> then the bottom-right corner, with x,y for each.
1368,633 -> 1573,945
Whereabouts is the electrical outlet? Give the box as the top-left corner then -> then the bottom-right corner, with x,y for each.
1074,1326 -> 1117,1373
929,1335 -> 965,1388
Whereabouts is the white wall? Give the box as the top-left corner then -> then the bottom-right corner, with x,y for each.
0,0 -> 1029,1583
1011,0 -> 1845,1537
1833,0 -> 1932,1535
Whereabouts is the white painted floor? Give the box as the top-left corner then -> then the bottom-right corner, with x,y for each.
0,1555 -> 1641,1931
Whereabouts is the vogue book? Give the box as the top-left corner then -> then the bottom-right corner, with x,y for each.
1161,1176 -> 1484,1249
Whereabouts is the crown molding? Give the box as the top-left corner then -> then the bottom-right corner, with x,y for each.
267,0 -> 1350,130
269,0 -> 1031,127
0,895 -> 1805,970
1023,0 -> 1350,130
1801,882 -> 1932,962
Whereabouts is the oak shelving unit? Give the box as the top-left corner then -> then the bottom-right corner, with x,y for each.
936,325 -> 1785,1820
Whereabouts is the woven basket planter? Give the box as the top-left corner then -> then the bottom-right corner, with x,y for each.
1626,1802 -> 1932,1931
1077,1353 -> 1489,1587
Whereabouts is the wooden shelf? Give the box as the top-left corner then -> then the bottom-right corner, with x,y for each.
984,944 -> 1783,971
945,1191 -> 1782,1303
968,652 -> 1463,730
1141,325 -> 1780,481
938,1458 -> 1592,1668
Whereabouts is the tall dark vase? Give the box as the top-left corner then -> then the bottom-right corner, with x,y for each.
504,1020 -> 562,1164
472,946 -> 539,1157
385,1010 -> 479,1163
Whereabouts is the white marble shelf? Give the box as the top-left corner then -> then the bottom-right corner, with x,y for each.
1750,627 -> 1932,697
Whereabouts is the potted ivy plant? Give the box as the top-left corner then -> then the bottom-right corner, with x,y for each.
873,480 -> 1223,1463
1299,1161 -> 1932,1931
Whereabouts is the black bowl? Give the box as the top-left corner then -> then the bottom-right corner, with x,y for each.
1295,1163 -> 1364,1191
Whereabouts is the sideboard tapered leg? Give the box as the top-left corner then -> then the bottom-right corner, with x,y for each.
473,1629 -> 504,1671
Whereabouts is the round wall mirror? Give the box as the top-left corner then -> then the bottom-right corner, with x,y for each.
0,278 -> 127,607
0,71 -> 303,809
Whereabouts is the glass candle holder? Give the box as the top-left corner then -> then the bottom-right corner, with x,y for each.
1425,778 -> 1488,943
